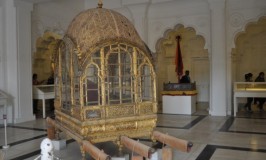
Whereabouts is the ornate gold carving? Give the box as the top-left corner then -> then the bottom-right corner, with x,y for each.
73,45 -> 82,60
66,8 -> 147,60
85,109 -> 102,119
53,7 -> 157,145
139,102 -> 154,115
106,105 -> 135,118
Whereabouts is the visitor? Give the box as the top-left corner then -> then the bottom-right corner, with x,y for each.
180,70 -> 191,83
243,73 -> 253,113
254,72 -> 265,111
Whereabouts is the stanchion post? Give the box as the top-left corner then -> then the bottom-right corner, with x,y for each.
3,114 -> 9,149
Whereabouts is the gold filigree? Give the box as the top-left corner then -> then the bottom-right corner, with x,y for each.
106,105 -> 135,118
53,6 -> 157,146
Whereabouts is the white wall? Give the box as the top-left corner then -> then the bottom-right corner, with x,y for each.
32,0 -> 84,52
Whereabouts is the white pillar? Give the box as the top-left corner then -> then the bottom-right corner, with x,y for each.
0,2 -> 6,90
3,0 -> 35,123
15,0 -> 35,123
3,0 -> 18,123
208,0 -> 227,116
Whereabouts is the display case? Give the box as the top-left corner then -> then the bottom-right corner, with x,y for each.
0,90 -> 8,124
0,91 -> 8,111
233,82 -> 266,116
161,83 -> 197,115
162,82 -> 197,95
0,90 -> 8,106
33,85 -> 54,118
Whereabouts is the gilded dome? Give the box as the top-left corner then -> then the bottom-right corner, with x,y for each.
65,8 -> 147,54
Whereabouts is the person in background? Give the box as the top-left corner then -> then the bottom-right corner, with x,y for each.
254,72 -> 265,111
47,72 -> 54,85
32,73 -> 45,85
180,70 -> 191,83
244,73 -> 253,113
32,73 -> 45,114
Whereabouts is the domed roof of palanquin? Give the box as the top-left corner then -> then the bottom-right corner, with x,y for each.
65,8 -> 147,54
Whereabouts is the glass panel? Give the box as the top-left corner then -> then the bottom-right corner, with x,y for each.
55,46 -> 61,98
108,76 -> 120,104
83,65 -> 100,106
74,77 -> 80,105
120,48 -> 132,104
106,44 -> 133,105
92,50 -> 101,66
107,51 -> 119,104
73,54 -> 80,106
140,65 -> 153,101
136,50 -> 145,66
61,44 -> 71,110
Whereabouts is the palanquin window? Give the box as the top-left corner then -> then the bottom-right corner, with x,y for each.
55,42 -> 155,110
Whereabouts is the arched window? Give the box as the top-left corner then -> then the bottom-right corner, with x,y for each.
106,44 -> 133,105
140,64 -> 153,101
82,64 -> 100,106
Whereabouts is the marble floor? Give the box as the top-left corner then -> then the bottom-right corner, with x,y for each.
1,105 -> 266,160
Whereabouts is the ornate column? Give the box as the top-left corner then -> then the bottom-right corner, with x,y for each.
208,0 -> 227,116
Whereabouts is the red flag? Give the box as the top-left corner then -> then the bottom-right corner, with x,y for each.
175,36 -> 183,78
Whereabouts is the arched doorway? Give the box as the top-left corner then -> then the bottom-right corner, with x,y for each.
232,16 -> 266,112
233,17 -> 266,82
32,31 -> 62,81
155,25 -> 209,112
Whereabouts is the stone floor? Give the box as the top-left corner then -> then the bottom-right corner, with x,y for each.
1,103 -> 266,160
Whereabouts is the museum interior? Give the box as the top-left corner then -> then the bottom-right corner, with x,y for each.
0,0 -> 266,159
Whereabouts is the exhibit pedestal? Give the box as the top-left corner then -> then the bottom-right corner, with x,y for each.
162,95 -> 196,115
52,139 -> 66,150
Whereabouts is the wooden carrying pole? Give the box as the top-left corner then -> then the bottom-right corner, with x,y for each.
46,117 -> 110,160
152,131 -> 193,152
120,136 -> 155,158
82,140 -> 111,160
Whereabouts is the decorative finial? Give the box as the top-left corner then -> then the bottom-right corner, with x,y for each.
98,0 -> 103,8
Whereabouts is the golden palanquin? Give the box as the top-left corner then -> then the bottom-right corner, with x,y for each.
53,7 -> 157,144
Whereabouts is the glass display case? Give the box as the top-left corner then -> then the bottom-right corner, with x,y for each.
0,90 -> 8,124
0,90 -> 8,104
162,82 -> 197,96
161,83 -> 197,115
0,90 -> 8,111
233,82 -> 266,116
33,85 -> 54,118
234,82 -> 266,92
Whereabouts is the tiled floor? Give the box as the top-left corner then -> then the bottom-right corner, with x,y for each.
1,106 -> 266,160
